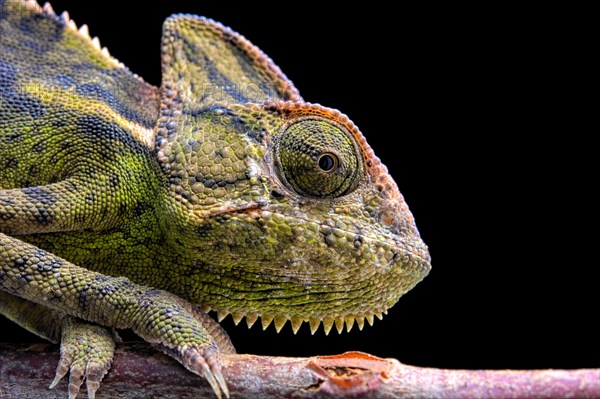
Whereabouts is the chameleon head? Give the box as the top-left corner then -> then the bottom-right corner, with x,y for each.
157,101 -> 431,334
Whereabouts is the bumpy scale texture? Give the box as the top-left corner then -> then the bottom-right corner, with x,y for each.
0,1 -> 431,398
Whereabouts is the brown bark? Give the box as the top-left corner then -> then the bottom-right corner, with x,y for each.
0,342 -> 598,398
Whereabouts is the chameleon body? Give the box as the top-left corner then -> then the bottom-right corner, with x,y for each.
0,1 -> 431,398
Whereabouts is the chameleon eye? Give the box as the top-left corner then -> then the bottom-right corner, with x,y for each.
317,153 -> 339,172
277,119 -> 361,198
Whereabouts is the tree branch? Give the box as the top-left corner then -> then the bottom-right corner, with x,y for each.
0,343 -> 598,398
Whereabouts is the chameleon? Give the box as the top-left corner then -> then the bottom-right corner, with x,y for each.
0,1 -> 431,398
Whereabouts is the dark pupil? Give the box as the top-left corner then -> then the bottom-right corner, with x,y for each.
318,154 -> 336,172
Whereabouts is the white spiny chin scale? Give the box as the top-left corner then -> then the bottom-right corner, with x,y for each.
231,312 -> 244,326
207,309 -> 388,335
216,310 -> 228,323
245,313 -> 258,328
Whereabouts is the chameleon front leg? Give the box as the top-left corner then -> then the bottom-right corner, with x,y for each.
0,233 -> 230,398
0,291 -> 116,399
0,180 -> 122,235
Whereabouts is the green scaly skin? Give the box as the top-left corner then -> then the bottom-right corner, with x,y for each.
0,1 -> 431,398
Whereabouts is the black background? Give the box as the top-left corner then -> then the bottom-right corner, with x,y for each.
1,2 -> 596,371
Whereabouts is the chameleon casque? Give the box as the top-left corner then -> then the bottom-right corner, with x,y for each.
0,1 -> 431,398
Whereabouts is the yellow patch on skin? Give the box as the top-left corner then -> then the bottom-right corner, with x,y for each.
21,81 -> 155,148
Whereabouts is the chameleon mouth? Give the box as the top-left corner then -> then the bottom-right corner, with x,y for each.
199,305 -> 388,335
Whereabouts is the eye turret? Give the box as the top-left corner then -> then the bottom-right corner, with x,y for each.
276,119 -> 362,198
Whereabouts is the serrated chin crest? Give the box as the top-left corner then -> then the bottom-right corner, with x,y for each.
206,308 -> 388,335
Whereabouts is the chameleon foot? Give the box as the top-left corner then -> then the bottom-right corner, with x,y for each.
183,344 -> 229,399
156,341 -> 229,399
49,317 -> 116,399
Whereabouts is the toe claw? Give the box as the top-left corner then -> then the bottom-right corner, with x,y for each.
49,371 -> 66,390
49,351 -> 73,389
49,369 -> 66,389
214,368 -> 229,399
85,362 -> 108,399
201,364 -> 223,399
67,364 -> 85,399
